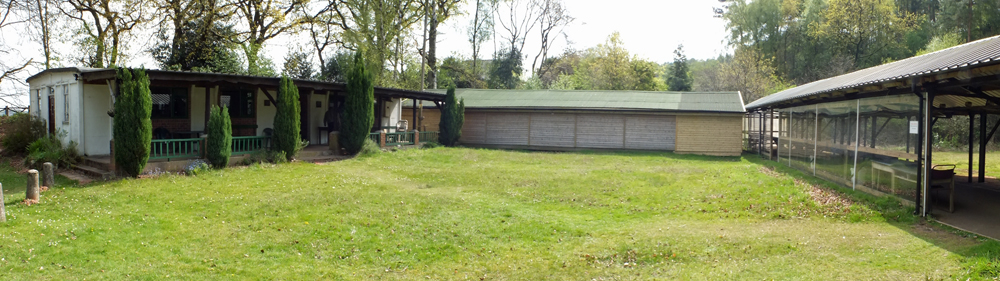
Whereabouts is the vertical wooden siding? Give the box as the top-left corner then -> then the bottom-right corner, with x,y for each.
461,112 -> 679,151
624,115 -> 675,150
674,115 -> 742,156
529,113 -> 576,147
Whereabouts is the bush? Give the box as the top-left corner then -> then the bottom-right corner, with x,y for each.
273,76 -> 301,161
358,138 -> 381,157
23,131 -> 80,169
0,113 -> 47,155
438,86 -> 465,146
421,141 -> 441,149
240,149 -> 288,165
114,68 -> 153,178
339,51 -> 374,154
206,105 -> 232,168
184,159 -> 210,176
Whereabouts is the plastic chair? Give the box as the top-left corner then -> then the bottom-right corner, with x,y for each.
930,164 -> 956,213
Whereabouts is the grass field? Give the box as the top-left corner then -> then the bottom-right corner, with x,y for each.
0,148 -> 998,279
933,150 -> 1000,178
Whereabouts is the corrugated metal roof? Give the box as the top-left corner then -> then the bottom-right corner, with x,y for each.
746,35 -> 1000,110
417,89 -> 745,113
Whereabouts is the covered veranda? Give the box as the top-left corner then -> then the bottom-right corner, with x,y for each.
743,35 -> 1000,239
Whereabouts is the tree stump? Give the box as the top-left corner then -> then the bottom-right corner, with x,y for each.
42,162 -> 55,189
26,169 -> 39,203
1,182 -> 6,222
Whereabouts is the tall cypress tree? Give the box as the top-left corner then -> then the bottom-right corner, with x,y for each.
667,45 -> 692,92
339,51 -> 374,154
273,76 -> 301,161
438,86 -> 465,146
206,105 -> 232,168
113,68 -> 152,177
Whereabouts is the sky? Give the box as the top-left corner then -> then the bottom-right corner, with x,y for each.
0,0 -> 730,107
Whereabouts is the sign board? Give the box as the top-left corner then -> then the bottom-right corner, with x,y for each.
909,121 -> 919,134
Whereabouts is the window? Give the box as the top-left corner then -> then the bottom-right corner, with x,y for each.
63,85 -> 69,123
220,88 -> 255,118
150,87 -> 190,119
35,89 -> 41,117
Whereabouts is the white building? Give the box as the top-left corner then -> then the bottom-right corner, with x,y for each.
26,67 -> 444,158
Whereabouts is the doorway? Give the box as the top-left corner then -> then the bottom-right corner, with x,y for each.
47,95 -> 55,135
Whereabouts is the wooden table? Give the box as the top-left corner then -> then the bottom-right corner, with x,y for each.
871,161 -> 918,195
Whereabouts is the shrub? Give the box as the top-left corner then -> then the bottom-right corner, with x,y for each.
23,131 -> 80,169
114,68 -> 152,178
0,113 -> 47,155
438,86 -> 465,146
358,138 -> 381,157
206,105 -> 232,168
421,141 -> 441,149
184,159 -> 210,176
339,51 -> 374,154
240,149 -> 288,165
273,76 -> 301,161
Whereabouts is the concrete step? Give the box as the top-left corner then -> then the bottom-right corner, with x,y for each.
75,164 -> 114,180
298,149 -> 335,158
83,157 -> 112,171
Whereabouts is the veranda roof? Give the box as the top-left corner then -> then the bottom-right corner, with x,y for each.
746,35 -> 1000,111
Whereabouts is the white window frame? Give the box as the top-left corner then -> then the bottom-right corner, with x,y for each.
35,89 -> 41,118
63,85 -> 70,123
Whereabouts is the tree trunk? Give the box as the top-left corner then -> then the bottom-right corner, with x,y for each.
26,169 -> 39,203
427,5 -> 439,89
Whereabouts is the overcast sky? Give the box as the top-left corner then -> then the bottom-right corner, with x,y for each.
0,0 -> 730,107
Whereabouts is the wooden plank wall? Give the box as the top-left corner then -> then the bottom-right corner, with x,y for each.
625,115 -> 675,150
529,113 -> 575,147
674,115 -> 742,156
461,112 -> 679,151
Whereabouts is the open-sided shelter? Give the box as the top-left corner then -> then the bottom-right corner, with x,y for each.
744,35 -> 1000,219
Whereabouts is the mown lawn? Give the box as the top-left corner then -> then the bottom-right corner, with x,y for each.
0,148 -> 997,279
933,150 -> 1000,178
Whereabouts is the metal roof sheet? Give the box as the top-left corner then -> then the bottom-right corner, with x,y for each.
419,89 -> 745,113
746,35 -> 1000,110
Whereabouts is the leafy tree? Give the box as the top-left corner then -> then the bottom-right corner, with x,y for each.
438,56 -> 487,89
234,0 -> 307,75
152,19 -> 242,73
419,0 -> 463,89
113,68 -> 152,178
667,45 -> 692,91
811,0 -> 918,68
438,86 -> 465,146
488,48 -> 523,89
273,76 -> 301,161
318,51 -> 354,83
62,0 -> 146,68
328,0 -> 422,84
206,105 -> 232,168
282,48 -> 314,79
467,0 -> 495,76
339,51 -> 374,154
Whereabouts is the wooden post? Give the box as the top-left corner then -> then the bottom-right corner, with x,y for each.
414,130 -> 420,144
980,113 -> 987,183
1,183 -> 6,222
42,162 -> 55,188
970,113 -> 975,183
26,169 -> 39,203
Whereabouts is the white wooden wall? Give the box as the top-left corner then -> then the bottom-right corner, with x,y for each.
461,112 -> 676,150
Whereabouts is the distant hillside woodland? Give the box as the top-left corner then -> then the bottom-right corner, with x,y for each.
0,0 -> 997,108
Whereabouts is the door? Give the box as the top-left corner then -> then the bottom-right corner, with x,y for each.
47,95 -> 55,135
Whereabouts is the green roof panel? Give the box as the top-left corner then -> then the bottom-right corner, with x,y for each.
419,89 -> 744,113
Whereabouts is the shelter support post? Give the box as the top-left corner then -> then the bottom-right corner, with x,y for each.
970,113 -> 975,183
769,109 -> 775,160
914,87 -> 925,216
412,99 -> 417,131
981,113 -> 988,183
921,90 -> 934,216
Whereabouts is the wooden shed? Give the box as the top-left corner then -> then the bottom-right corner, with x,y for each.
402,89 -> 745,156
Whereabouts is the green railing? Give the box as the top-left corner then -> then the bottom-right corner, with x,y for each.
419,131 -> 438,143
232,136 -> 271,155
385,131 -> 415,146
368,132 -> 380,144
150,138 -> 203,160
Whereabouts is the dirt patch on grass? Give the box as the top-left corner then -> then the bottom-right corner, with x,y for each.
757,165 -> 782,178
800,179 -> 854,209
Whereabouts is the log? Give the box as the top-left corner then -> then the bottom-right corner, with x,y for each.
1,182 -> 5,222
42,162 -> 55,189
26,169 -> 39,203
